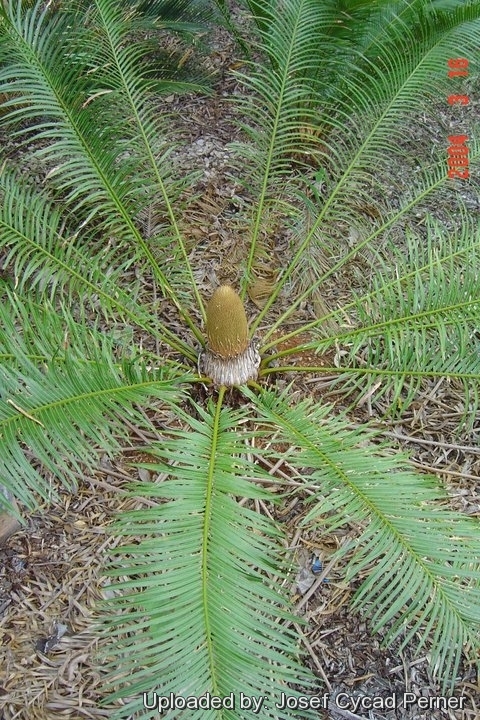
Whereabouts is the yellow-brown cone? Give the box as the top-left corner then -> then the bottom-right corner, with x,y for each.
206,285 -> 249,358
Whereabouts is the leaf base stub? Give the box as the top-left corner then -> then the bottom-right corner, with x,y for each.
199,343 -> 261,386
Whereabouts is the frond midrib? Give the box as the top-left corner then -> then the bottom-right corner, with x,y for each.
254,397 -> 478,656
250,16 -> 478,334
2,2 -> 204,347
93,0 -> 206,328
0,212 -> 196,361
240,0 -> 309,300
200,385 -> 225,699
0,372 -> 183,430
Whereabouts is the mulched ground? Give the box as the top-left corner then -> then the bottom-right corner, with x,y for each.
1,3 -> 479,719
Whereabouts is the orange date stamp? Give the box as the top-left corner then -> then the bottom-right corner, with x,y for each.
446,58 -> 470,179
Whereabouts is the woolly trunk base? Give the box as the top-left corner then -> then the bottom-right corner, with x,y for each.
199,343 -> 261,386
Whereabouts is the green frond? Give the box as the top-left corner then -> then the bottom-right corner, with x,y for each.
0,0 -> 206,334
0,2 -> 134,218
99,0 -> 214,45
0,293 -> 188,512
88,0 -> 207,320
262,215 -> 480,419
230,0 -> 344,294
248,387 -> 480,689
333,217 -> 480,414
0,166 -> 198,360
102,393 -> 316,719
318,0 -> 480,114
233,0 -> 480,331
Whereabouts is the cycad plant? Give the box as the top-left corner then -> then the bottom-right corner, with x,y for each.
0,0 -> 479,717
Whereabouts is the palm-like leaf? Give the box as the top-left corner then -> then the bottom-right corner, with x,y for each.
103,391 -> 316,719
0,0 -> 479,712
262,215 -> 480,417
0,167 -> 197,358
248,387 -> 480,688
0,0 -> 206,333
0,291 -> 187,510
236,0 -> 480,413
